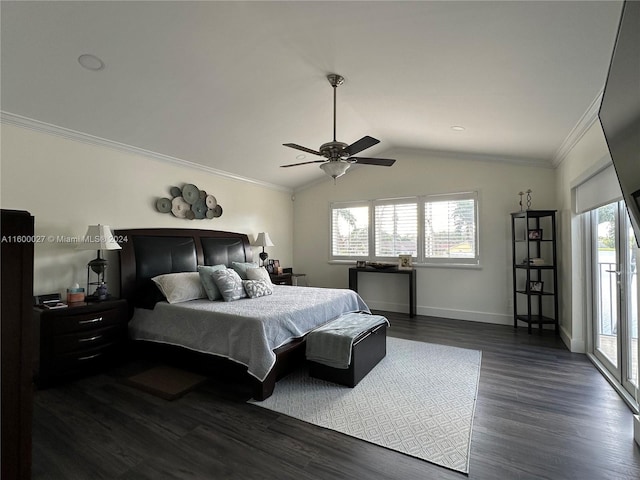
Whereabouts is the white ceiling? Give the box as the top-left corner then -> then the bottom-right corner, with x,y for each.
1,1 -> 623,190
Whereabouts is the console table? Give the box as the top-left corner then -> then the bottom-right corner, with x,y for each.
348,267 -> 417,317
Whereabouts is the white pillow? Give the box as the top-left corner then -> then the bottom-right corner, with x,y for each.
246,266 -> 273,284
152,272 -> 206,304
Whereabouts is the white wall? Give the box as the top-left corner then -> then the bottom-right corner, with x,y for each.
293,149 -> 557,325
0,123 -> 294,297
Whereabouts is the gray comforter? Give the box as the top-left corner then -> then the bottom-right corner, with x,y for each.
128,285 -> 369,381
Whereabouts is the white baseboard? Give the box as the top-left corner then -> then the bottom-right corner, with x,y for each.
634,415 -> 640,447
559,325 -> 586,353
362,300 -> 512,326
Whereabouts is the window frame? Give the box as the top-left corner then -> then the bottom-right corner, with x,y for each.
421,191 -> 479,266
329,191 -> 480,267
329,201 -> 371,260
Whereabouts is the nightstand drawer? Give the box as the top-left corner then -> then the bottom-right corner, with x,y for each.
53,324 -> 126,355
50,306 -> 124,335
46,342 -> 120,375
269,273 -> 292,285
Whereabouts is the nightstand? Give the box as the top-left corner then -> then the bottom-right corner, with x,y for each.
33,298 -> 129,387
269,272 -> 293,285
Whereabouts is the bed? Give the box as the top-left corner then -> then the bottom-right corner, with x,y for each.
116,228 -> 369,400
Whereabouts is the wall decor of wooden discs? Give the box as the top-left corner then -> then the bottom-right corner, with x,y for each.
155,184 -> 223,220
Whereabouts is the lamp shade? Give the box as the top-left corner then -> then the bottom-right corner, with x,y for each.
320,161 -> 350,179
253,232 -> 274,247
77,224 -> 122,251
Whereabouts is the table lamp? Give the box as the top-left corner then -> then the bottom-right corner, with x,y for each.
77,224 -> 121,300
253,232 -> 274,266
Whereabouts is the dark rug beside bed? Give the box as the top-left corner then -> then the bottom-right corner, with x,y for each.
123,366 -> 208,400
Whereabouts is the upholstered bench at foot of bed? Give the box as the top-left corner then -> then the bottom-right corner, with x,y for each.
306,313 -> 388,387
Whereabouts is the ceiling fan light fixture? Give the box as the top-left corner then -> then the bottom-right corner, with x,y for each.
320,161 -> 350,180
281,73 -> 396,178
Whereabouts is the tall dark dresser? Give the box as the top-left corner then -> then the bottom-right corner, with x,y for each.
1,209 -> 34,479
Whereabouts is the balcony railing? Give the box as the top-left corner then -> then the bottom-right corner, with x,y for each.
597,261 -> 638,339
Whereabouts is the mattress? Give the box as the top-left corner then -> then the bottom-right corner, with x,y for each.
128,285 -> 370,381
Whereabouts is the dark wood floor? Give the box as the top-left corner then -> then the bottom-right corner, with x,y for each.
32,313 -> 640,479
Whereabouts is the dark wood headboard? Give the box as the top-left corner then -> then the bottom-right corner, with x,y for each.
115,228 -> 252,309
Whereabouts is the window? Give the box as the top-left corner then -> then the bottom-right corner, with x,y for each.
424,194 -> 476,261
330,203 -> 369,258
374,200 -> 418,257
330,192 -> 479,265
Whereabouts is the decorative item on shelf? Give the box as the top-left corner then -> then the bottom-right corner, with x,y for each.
34,293 -> 67,309
526,189 -> 532,209
523,257 -> 545,266
155,183 -> 223,220
367,262 -> 396,270
272,259 -> 282,275
66,283 -> 85,303
528,229 -> 543,240
253,232 -> 274,266
76,224 -> 122,301
529,281 -> 544,293
518,191 -> 524,211
356,260 -> 367,268
398,254 -> 413,270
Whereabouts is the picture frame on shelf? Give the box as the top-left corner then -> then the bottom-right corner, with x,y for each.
398,254 -> 413,270
529,281 -> 544,293
266,259 -> 274,274
528,229 -> 543,240
356,260 -> 367,268
271,259 -> 282,275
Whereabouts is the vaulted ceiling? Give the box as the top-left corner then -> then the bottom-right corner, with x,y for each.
1,1 -> 623,190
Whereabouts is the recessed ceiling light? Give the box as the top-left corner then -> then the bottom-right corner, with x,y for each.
451,125 -> 465,131
296,154 -> 306,160
78,54 -> 104,71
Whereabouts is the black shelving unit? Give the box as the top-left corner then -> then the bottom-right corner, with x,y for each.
511,210 -> 559,334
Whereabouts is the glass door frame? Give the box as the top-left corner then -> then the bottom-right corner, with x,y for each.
590,203 -> 622,380
588,201 -> 639,407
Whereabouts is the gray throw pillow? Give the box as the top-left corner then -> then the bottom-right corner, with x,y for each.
246,266 -> 273,284
231,261 -> 259,280
211,269 -> 247,302
197,264 -> 227,301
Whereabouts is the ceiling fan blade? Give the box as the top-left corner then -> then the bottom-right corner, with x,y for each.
283,143 -> 322,156
280,160 -> 326,168
346,136 -> 380,156
350,157 -> 396,167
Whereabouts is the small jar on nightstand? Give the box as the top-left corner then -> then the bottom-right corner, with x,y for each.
33,298 -> 128,387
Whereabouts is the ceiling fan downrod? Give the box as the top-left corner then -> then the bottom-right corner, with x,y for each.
327,74 -> 344,143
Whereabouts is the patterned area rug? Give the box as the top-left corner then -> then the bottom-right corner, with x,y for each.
249,337 -> 481,474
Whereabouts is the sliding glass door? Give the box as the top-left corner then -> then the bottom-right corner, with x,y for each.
624,220 -> 638,394
591,202 -> 638,398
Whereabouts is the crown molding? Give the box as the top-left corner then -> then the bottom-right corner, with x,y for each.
552,89 -> 603,168
1,111 -> 292,193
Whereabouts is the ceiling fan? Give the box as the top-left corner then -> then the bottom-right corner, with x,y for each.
281,73 -> 396,181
